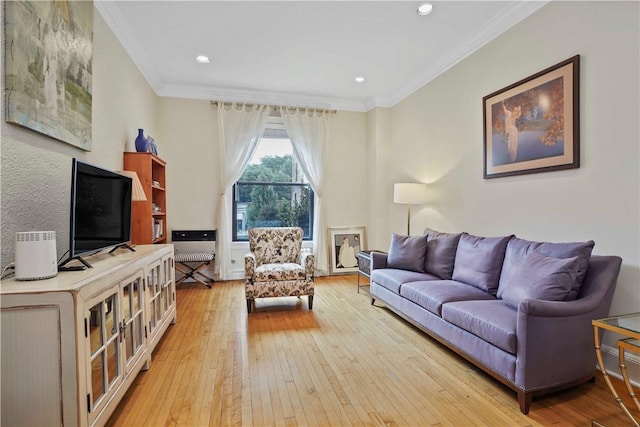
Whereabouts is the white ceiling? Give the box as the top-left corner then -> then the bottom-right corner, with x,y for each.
96,1 -> 547,112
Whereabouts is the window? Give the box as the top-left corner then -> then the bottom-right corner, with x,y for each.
232,137 -> 314,241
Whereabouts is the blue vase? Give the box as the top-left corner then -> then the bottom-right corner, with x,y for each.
135,129 -> 148,152
148,136 -> 158,155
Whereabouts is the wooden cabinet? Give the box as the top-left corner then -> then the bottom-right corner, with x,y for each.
1,245 -> 176,427
123,152 -> 167,244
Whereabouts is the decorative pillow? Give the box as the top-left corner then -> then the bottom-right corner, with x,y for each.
423,228 -> 462,280
452,233 -> 513,295
497,237 -> 595,300
501,251 -> 580,308
387,233 -> 428,273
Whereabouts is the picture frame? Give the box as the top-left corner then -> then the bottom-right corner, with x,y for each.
4,1 -> 93,150
328,226 -> 366,275
483,55 -> 580,179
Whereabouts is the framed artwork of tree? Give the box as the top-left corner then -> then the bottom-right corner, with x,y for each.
483,55 -> 580,179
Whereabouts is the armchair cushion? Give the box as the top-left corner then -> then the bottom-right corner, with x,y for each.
249,227 -> 303,265
255,263 -> 306,282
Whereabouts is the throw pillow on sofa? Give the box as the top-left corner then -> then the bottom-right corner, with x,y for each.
387,233 -> 427,273
452,233 -> 513,295
501,251 -> 581,308
423,228 -> 462,280
497,237 -> 595,300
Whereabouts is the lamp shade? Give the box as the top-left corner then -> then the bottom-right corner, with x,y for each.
393,183 -> 428,204
119,170 -> 147,201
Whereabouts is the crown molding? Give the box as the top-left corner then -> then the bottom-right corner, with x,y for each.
95,1 -> 164,91
158,84 -> 368,112
96,0 -> 548,113
378,0 -> 549,108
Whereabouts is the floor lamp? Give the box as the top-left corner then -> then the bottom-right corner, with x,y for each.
393,183 -> 428,235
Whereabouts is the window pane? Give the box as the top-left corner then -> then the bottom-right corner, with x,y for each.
233,137 -> 314,241
235,183 -> 313,239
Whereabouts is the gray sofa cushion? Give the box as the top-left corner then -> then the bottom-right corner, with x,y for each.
501,251 -> 580,308
400,280 -> 496,316
371,268 -> 437,295
452,233 -> 513,295
387,233 -> 427,273
442,300 -> 517,354
423,228 -> 462,280
497,237 -> 595,300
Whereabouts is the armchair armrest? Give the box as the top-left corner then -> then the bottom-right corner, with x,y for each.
244,252 -> 257,281
300,250 -> 315,279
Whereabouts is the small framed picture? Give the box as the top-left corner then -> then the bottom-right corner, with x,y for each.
328,226 -> 366,274
483,55 -> 580,179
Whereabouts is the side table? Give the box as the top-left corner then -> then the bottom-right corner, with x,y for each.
592,313 -> 640,426
356,250 -> 386,293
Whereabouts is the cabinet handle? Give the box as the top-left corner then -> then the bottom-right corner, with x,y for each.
120,320 -> 126,341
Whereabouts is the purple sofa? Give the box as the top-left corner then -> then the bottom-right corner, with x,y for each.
369,229 -> 622,414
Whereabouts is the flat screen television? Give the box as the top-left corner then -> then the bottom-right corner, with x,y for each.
59,158 -> 133,268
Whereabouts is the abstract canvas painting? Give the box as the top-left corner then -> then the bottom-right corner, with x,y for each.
4,1 -> 93,150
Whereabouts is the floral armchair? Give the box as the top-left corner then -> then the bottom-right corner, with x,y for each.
244,227 -> 315,314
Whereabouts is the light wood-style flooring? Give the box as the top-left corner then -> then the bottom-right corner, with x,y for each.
107,276 -> 635,426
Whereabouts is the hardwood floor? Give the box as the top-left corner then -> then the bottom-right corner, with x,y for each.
107,276 -> 635,426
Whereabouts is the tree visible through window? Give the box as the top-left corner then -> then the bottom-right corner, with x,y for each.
233,138 -> 314,241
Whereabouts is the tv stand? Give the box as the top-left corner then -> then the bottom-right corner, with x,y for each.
58,254 -> 93,269
109,243 -> 136,253
1,245 -> 176,427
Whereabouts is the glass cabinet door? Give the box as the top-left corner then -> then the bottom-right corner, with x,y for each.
121,274 -> 145,372
88,289 -> 121,415
147,261 -> 162,337
161,255 -> 175,315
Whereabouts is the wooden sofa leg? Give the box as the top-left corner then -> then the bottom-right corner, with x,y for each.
246,299 -> 253,314
518,390 -> 532,414
308,295 -> 313,310
371,297 -> 376,305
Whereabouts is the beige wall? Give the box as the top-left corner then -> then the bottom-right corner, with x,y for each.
386,1 -> 639,316
1,9 -> 158,266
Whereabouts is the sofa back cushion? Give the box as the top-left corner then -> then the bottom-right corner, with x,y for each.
423,228 -> 462,280
387,233 -> 427,273
501,251 -> 581,308
497,237 -> 595,300
452,233 -> 513,295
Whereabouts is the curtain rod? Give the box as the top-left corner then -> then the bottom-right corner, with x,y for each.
210,101 -> 336,114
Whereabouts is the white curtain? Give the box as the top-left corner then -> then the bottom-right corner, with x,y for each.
281,107 -> 332,274
216,103 -> 271,280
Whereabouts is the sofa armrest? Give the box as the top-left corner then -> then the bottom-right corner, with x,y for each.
300,251 -> 315,279
515,255 -> 622,390
371,251 -> 388,270
244,252 -> 257,281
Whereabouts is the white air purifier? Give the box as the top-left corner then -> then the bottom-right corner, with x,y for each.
15,231 -> 58,281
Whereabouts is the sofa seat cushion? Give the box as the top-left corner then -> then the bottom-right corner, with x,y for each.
442,300 -> 517,354
400,280 -> 496,317
255,263 -> 306,282
371,269 -> 438,295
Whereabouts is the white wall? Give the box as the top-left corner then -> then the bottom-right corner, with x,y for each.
1,9 -> 159,267
385,1 -> 639,377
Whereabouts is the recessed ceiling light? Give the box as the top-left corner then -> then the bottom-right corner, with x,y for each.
195,55 -> 210,64
417,3 -> 434,16
354,76 -> 366,83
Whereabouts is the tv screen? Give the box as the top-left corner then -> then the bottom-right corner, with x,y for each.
68,158 -> 132,263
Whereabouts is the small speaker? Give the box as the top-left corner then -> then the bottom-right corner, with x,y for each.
15,231 -> 58,281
